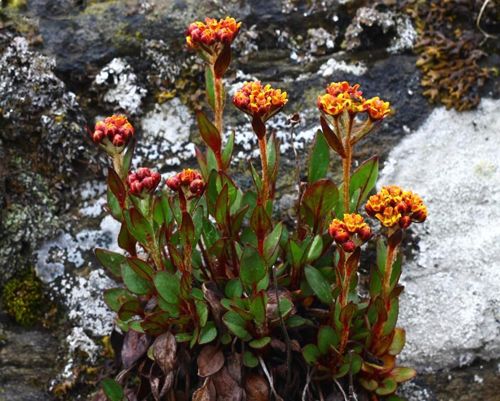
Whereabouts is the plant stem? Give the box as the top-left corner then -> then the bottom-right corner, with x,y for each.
342,146 -> 352,213
258,136 -> 269,204
213,71 -> 225,172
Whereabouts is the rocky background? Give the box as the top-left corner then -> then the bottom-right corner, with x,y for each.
0,1 -> 499,400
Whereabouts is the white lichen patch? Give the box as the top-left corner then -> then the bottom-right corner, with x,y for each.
387,14 -> 417,54
66,327 -> 100,363
318,57 -> 367,77
136,98 -> 195,167
35,215 -> 121,283
94,58 -> 147,115
379,98 -> 500,371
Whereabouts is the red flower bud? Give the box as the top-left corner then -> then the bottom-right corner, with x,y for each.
399,215 -> 412,229
189,178 -> 205,196
334,230 -> 350,244
358,225 -> 372,242
126,168 -> 161,197
342,240 -> 356,253
166,175 -> 181,191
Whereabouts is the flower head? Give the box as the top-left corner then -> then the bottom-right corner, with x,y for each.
365,186 -> 427,229
166,169 -> 205,198
362,97 -> 391,120
317,81 -> 391,120
126,168 -> 161,197
233,81 -> 288,121
186,17 -> 241,51
328,213 -> 372,252
92,115 -> 134,153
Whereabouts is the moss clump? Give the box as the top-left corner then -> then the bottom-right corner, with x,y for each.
2,271 -> 44,326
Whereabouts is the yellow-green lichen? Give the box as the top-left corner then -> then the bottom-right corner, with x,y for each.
2,271 -> 45,326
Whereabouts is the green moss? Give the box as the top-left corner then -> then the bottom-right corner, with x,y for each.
2,271 -> 45,327
4,0 -> 27,10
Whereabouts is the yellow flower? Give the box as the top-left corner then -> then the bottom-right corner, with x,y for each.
233,81 -> 288,121
362,97 -> 391,120
366,186 -> 427,228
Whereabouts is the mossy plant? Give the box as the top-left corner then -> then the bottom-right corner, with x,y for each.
2,271 -> 44,327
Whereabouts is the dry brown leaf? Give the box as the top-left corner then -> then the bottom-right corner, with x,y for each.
121,330 -> 150,369
197,345 -> 225,377
212,367 -> 244,401
152,332 -> 177,375
192,379 -> 216,401
244,373 -> 270,401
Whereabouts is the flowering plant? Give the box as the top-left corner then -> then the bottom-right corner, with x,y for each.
90,17 -> 427,401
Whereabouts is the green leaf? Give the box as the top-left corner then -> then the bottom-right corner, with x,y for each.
391,367 -> 416,383
154,271 -> 180,304
308,130 -> 330,183
118,299 -> 142,321
317,326 -> 339,354
199,321 -> 217,344
118,222 -> 137,255
306,235 -> 323,263
239,247 -> 267,289
375,378 -> 397,396
305,266 -> 333,305
349,156 -> 378,210
264,222 -> 283,262
286,315 -> 308,328
388,328 -> 406,355
359,378 -> 378,391
196,111 -> 221,155
302,344 -> 321,365
215,184 -> 229,226
124,207 -> 154,245
222,311 -> 251,340
243,350 -> 259,368
205,66 -> 215,110
176,333 -> 193,343
127,257 -> 154,282
249,293 -> 267,325
225,279 -> 243,298
301,179 -> 338,232
95,248 -> 126,278
222,130 -> 235,169
196,301 -> 209,327
249,336 -> 271,349
153,193 -> 172,226
121,262 -> 151,295
103,288 -> 135,313
382,297 -> 399,335
102,378 -> 124,401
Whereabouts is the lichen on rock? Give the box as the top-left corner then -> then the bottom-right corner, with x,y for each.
379,98 -> 500,371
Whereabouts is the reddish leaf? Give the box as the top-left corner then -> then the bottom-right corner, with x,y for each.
118,223 -> 137,256
108,168 -> 126,205
250,204 -> 272,240
320,116 -> 345,157
251,115 -> 266,139
196,111 -> 222,155
152,332 -> 177,375
197,345 -> 225,377
244,374 -> 270,401
141,311 -> 172,336
121,330 -> 150,369
118,299 -> 142,321
127,257 -> 154,282
214,43 -> 231,78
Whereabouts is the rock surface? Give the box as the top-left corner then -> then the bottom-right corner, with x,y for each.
379,98 -> 500,371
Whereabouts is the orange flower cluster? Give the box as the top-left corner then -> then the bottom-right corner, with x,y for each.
126,168 -> 161,197
365,186 -> 427,229
186,17 -> 241,50
328,213 -> 372,253
92,115 -> 134,148
166,169 -> 205,197
233,81 -> 288,121
317,81 -> 391,120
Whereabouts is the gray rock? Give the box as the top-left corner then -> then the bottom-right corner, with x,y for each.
379,98 -> 500,371
0,36 -> 95,176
